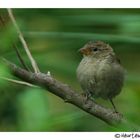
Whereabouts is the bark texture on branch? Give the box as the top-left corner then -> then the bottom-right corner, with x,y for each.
4,60 -> 124,126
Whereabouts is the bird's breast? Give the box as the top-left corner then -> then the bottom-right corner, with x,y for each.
77,57 -> 124,99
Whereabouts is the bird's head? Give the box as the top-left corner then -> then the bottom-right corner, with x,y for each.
79,41 -> 113,58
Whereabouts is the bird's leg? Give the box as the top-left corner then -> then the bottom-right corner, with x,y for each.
81,92 -> 93,109
81,92 -> 88,102
109,99 -> 118,113
82,92 -> 94,104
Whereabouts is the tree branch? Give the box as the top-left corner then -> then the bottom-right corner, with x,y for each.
3,59 -> 124,126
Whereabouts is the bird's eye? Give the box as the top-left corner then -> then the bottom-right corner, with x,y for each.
92,48 -> 98,52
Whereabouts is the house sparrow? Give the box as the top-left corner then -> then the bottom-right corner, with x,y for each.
76,41 -> 125,112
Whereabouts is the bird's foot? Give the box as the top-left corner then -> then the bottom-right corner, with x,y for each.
82,92 -> 93,104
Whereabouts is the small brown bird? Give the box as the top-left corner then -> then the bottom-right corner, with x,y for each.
76,41 -> 125,112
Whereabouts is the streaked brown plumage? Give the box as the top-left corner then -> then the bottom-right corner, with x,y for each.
76,41 -> 125,112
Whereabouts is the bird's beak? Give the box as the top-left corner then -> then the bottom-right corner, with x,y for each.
78,46 -> 92,55
78,48 -> 85,54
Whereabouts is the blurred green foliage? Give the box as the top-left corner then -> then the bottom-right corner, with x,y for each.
0,9 -> 140,131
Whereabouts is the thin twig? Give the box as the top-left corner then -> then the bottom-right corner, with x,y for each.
7,9 -> 40,73
0,76 -> 38,88
13,44 -> 30,71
